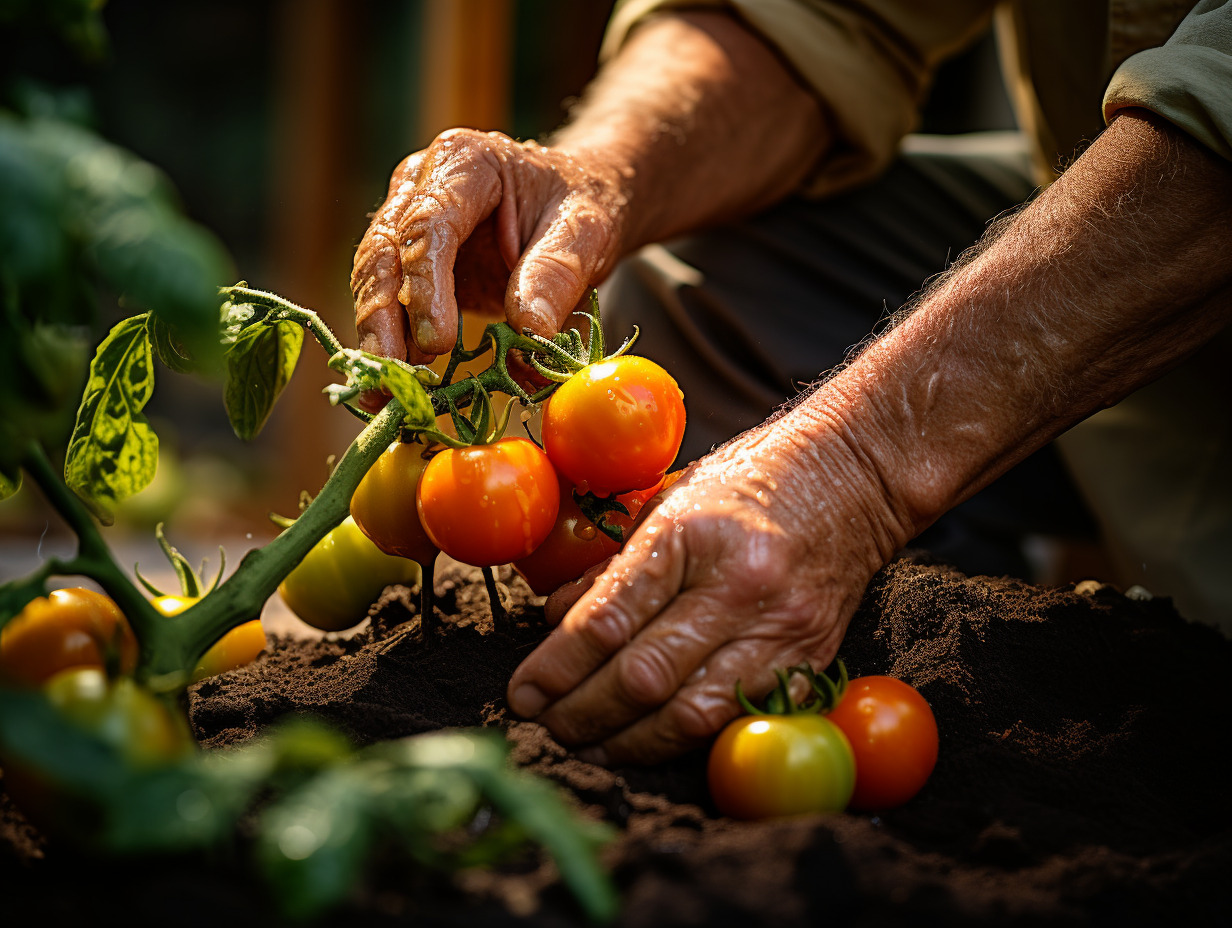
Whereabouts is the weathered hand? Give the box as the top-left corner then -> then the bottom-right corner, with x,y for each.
351,129 -> 627,364
506,415 -> 904,765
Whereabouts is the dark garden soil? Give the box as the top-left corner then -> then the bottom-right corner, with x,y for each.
3,554 -> 1230,927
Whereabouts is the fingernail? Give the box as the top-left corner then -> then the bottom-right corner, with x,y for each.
414,317 -> 438,351
510,684 -> 548,718
576,746 -> 610,766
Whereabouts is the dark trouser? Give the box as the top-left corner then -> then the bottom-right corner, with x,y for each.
599,133 -> 1096,581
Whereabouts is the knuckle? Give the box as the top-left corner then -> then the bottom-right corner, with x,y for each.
614,644 -> 679,709
575,603 -> 635,657
664,691 -> 734,744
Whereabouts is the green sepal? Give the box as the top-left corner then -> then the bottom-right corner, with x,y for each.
63,313 -> 159,524
733,660 -> 849,717
573,489 -> 632,544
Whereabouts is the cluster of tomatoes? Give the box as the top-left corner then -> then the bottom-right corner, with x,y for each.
349,355 -> 687,594
708,665 -> 939,820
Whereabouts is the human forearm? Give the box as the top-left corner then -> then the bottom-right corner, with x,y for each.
790,109 -> 1232,544
551,10 -> 830,256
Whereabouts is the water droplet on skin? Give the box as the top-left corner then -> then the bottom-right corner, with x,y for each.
674,524 -> 684,533
692,503 -> 701,511
651,551 -> 659,558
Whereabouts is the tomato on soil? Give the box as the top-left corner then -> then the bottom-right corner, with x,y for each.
278,516 -> 422,632
416,437 -> 559,568
708,713 -> 855,820
541,356 -> 685,496
351,439 -> 439,565
826,675 -> 938,810
0,588 -> 139,687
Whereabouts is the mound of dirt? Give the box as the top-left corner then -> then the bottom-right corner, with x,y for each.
3,556 -> 1229,926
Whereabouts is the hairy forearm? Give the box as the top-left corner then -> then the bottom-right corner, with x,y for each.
791,109 -> 1232,546
551,10 -> 829,256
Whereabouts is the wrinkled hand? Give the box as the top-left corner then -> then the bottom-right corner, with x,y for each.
351,129 -> 627,364
506,416 -> 903,765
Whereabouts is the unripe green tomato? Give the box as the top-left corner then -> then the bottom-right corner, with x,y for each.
278,516 -> 421,631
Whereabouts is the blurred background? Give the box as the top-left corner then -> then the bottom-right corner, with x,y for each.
0,0 -> 1012,606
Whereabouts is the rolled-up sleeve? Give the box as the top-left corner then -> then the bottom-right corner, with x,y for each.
1104,0 -> 1232,161
600,0 -> 995,196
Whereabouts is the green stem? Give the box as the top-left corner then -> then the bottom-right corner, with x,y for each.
20,443 -> 163,636
135,399 -> 407,683
223,285 -> 346,357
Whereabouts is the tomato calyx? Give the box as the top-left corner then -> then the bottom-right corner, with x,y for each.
523,290 -> 640,386
573,489 -> 633,543
134,522 -> 225,602
735,660 -> 849,717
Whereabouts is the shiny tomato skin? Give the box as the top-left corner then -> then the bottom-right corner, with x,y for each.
150,595 -> 267,683
826,676 -> 939,810
0,588 -> 139,687
351,439 -> 439,565
278,515 -> 423,631
43,667 -> 195,765
512,478 -> 660,596
416,437 -> 559,567
708,714 -> 855,820
541,356 -> 685,496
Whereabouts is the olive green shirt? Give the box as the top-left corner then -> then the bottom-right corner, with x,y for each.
601,0 -> 1232,192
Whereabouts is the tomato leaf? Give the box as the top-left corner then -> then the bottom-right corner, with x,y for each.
146,311 -> 196,374
379,360 -> 437,431
63,313 -> 159,524
223,319 -> 303,441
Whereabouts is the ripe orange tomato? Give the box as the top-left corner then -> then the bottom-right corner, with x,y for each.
541,356 -> 685,496
416,437 -> 559,567
0,588 -> 139,687
826,675 -> 939,810
350,439 -> 439,565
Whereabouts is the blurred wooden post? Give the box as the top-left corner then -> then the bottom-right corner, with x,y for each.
264,0 -> 363,512
419,0 -> 514,139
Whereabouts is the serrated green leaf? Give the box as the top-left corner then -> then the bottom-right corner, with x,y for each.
146,312 -> 196,374
63,313 -> 158,523
223,320 -> 303,440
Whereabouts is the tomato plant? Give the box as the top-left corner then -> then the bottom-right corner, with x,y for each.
350,439 -> 439,565
0,588 -> 139,687
278,515 -> 422,632
513,478 -> 661,596
826,674 -> 938,810
707,665 -> 855,820
150,595 -> 267,683
541,355 -> 685,496
416,437 -> 559,567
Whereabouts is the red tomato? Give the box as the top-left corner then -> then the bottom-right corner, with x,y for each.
0,588 -> 139,687
541,356 -> 685,496
416,437 -> 560,567
351,439 -> 439,565
512,478 -> 660,596
708,714 -> 855,820
826,676 -> 939,810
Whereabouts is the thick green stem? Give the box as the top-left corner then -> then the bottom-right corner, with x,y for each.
133,399 -> 407,683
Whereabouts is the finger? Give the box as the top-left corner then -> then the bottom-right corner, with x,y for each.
542,557 -> 613,626
580,636 -> 843,766
505,195 -> 618,338
532,586 -> 728,746
353,155 -> 424,361
393,132 -> 510,356
507,522 -> 686,718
